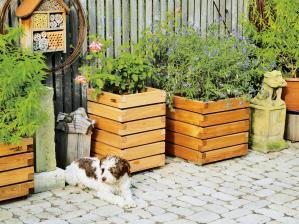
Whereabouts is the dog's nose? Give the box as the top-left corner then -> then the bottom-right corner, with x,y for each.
102,177 -> 106,182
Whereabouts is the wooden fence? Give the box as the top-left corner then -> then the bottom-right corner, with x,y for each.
1,0 -> 248,115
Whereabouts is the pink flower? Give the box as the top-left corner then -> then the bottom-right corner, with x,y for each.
89,41 -> 103,53
75,75 -> 88,84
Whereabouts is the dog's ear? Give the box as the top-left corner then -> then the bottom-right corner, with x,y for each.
117,158 -> 131,177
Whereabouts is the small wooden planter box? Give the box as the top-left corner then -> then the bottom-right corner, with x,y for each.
0,138 -> 34,201
166,96 -> 250,165
88,88 -> 166,173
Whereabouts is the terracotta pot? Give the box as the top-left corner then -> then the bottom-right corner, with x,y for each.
282,78 -> 299,111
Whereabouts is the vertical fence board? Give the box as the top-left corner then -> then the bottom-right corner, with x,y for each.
232,0 -> 238,34
114,0 -> 122,56
201,0 -> 207,35
97,0 -> 105,39
122,0 -> 130,45
226,0 -> 232,33
106,0 -> 114,56
153,0 -> 160,31
138,0 -> 145,39
175,0 -> 181,30
182,0 -> 188,26
168,0 -> 175,27
146,0 -> 153,30
88,0 -> 96,36
220,0 -> 226,34
238,0 -> 244,35
207,0 -> 213,27
194,0 -> 201,30
188,0 -> 194,26
130,0 -> 138,49
161,0 -> 167,22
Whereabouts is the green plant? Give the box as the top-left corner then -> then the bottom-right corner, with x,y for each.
0,27 -> 47,144
246,0 -> 299,78
140,24 -> 268,108
79,37 -> 152,96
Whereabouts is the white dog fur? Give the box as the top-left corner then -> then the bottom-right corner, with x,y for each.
65,156 -> 136,208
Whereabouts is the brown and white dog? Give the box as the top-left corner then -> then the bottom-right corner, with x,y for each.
65,156 -> 136,208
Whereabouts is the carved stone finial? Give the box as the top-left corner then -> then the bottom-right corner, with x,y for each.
251,70 -> 287,107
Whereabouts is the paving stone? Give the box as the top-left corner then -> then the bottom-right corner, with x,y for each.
59,209 -> 87,219
146,206 -> 165,215
151,212 -> 178,222
0,209 -> 13,221
253,178 -> 275,186
255,208 -> 285,219
3,218 -> 23,224
204,204 -> 230,214
254,189 -> 275,197
177,195 -> 206,206
210,218 -> 238,224
275,216 -> 299,224
188,210 -> 220,223
166,206 -> 195,216
91,205 -> 124,217
267,193 -> 296,205
38,219 -> 69,224
237,214 -> 271,224
164,219 -> 197,224
213,192 -> 237,201
222,208 -> 252,219
18,215 -> 40,224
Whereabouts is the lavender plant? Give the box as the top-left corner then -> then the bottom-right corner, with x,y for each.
140,24 -> 269,108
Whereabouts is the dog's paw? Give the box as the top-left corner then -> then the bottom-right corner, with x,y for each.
124,200 -> 137,209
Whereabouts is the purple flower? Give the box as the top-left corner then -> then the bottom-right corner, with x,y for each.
242,47 -> 247,53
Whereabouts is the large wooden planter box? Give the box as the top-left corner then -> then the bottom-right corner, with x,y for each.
0,138 -> 34,201
166,96 -> 250,165
88,88 -> 166,173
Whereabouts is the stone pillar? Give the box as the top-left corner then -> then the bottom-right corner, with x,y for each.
34,87 -> 65,193
250,70 -> 288,153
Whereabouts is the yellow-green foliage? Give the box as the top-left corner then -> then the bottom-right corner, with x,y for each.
0,27 -> 47,144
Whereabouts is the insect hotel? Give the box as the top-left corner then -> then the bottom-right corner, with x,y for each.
16,0 -> 69,53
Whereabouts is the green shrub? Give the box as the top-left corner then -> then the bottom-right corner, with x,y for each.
246,0 -> 299,78
139,24 -> 268,108
0,27 -> 47,144
79,38 -> 153,96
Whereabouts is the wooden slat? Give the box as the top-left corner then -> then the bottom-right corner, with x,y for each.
153,0 -> 160,25
167,130 -> 202,151
88,102 -> 165,122
167,108 -> 204,125
238,0 -> 244,35
0,153 -> 34,172
166,142 -> 200,163
232,0 -> 238,34
173,96 -> 249,114
90,115 -> 165,135
167,119 -> 201,138
130,0 -> 138,48
203,144 -> 248,164
166,143 -> 248,165
97,0 -> 105,38
188,0 -> 194,26
220,0 -> 226,34
175,0 -> 181,31
92,129 -> 165,149
0,167 -> 34,187
161,0 -> 167,22
0,181 -> 34,202
0,138 -> 33,157
207,0 -> 214,27
201,0 -> 207,35
130,154 -> 165,172
93,153 -> 165,173
167,131 -> 249,152
226,0 -> 232,32
200,120 -> 249,139
194,0 -> 201,30
106,0 -> 114,57
88,88 -> 166,109
92,141 -> 165,160
138,0 -> 145,40
168,0 -> 175,27
122,0 -> 130,45
114,0 -> 121,57
181,0 -> 188,26
146,0 -> 153,29
88,0 -> 96,36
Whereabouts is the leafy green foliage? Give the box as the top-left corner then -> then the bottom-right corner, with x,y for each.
139,24 -> 268,108
79,37 -> 152,96
245,0 -> 299,77
0,27 -> 47,144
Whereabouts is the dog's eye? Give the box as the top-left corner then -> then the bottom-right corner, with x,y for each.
101,168 -> 104,174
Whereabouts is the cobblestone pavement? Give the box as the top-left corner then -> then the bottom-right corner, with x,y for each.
1,143 -> 299,224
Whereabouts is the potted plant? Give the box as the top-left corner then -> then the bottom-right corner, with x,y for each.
0,27 -> 47,201
79,39 -> 166,173
246,0 -> 299,141
140,25 -> 269,165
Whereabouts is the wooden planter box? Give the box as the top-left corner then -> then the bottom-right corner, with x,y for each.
0,138 -> 34,201
88,88 -> 166,173
166,96 -> 250,165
